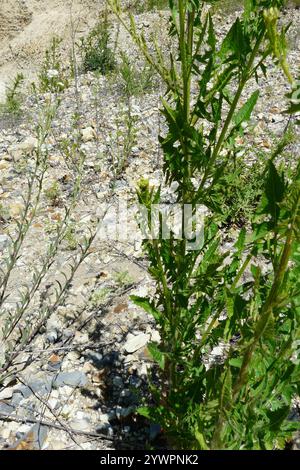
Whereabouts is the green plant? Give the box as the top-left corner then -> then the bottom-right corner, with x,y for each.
44,180 -> 61,206
110,0 -> 300,450
0,73 -> 24,116
90,287 -> 111,307
211,124 -> 296,227
212,0 -> 243,13
119,52 -> 155,96
106,100 -> 138,179
79,12 -> 116,74
0,203 -> 10,224
37,37 -> 69,93
113,269 -> 134,286
0,90 -> 97,382
64,224 -> 78,251
130,0 -> 169,13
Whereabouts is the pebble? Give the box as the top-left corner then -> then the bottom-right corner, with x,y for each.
0,234 -> 10,251
53,371 -> 88,388
81,127 -> 96,142
124,333 -> 150,353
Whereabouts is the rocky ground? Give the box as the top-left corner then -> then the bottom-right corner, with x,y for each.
0,4 -> 299,450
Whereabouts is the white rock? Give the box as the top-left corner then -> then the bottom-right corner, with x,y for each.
81,127 -> 96,142
8,137 -> 38,161
70,417 -> 90,431
124,333 -> 150,353
139,363 -> 150,376
0,386 -> 16,400
0,161 -> 9,170
98,413 -> 110,424
150,330 -> 161,343
73,331 -> 89,345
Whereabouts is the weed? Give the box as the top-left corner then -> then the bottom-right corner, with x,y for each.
113,270 -> 134,286
119,52 -> 155,96
64,224 -> 78,251
0,74 -> 24,116
0,88 -> 97,379
90,287 -> 111,307
130,0 -> 169,13
44,181 -> 61,207
38,37 -> 69,93
105,99 -> 138,179
110,0 -> 300,450
79,13 -> 116,75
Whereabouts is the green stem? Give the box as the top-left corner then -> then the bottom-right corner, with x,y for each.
198,31 -> 265,193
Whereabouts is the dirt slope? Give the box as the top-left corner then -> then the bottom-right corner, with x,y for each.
0,0 -> 104,101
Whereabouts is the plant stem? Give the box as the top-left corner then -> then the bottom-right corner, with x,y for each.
198,31 -> 265,193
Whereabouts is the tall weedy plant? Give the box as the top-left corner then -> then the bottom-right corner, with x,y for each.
109,0 -> 300,449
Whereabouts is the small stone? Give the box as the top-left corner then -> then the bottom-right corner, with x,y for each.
81,127 -> 96,142
124,333 -> 150,354
124,354 -> 136,364
112,376 -> 124,388
150,330 -> 161,343
149,423 -> 161,441
138,363 -> 149,376
96,423 -> 114,437
73,331 -> 89,345
53,371 -> 88,388
0,161 -> 9,170
87,351 -> 103,367
115,406 -> 135,420
0,234 -> 10,251
46,330 -> 59,344
8,137 -> 38,161
70,416 -> 90,432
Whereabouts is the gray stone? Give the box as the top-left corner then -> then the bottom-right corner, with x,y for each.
70,417 -> 90,431
96,422 -> 114,437
87,351 -> 103,367
0,234 -> 10,251
115,406 -> 135,420
0,402 -> 15,415
112,376 -> 124,388
46,330 -> 59,344
53,371 -> 87,388
149,423 -> 161,441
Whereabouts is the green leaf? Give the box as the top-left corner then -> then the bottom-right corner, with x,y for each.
148,342 -> 165,369
259,162 -> 286,223
266,162 -> 285,206
137,407 -> 152,419
233,90 -> 259,127
235,227 -> 246,252
130,296 -> 162,323
229,357 -> 242,368
267,405 -> 290,432
207,13 -> 216,51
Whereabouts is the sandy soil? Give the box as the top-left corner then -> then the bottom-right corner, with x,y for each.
0,0 -> 104,101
